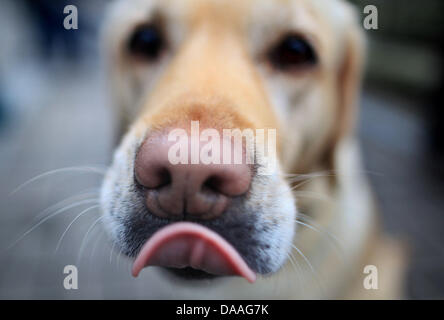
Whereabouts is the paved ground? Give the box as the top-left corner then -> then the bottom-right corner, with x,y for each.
0,44 -> 443,300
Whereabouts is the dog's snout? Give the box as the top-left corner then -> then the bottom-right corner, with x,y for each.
134,133 -> 252,220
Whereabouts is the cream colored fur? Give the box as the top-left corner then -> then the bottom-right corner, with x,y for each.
100,0 -> 406,299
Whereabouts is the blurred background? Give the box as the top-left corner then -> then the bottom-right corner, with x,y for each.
0,0 -> 443,299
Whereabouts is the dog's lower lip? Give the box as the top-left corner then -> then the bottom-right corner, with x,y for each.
131,222 -> 256,283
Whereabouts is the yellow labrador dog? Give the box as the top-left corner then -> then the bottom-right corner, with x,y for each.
100,0 -> 405,298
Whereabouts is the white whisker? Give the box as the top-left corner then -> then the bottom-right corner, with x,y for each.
296,213 -> 344,248
54,204 -> 100,254
87,229 -> 105,272
291,244 -> 315,274
76,216 -> 104,265
293,190 -> 333,202
6,199 -> 99,252
34,189 -> 100,221
10,166 -> 106,196
286,171 -> 335,182
291,243 -> 326,295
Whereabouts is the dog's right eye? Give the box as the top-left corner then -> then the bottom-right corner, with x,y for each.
268,34 -> 317,72
127,24 -> 165,60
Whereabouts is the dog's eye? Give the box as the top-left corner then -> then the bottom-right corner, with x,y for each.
128,24 -> 165,60
268,34 -> 317,71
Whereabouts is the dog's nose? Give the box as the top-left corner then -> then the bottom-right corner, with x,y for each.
134,133 -> 251,220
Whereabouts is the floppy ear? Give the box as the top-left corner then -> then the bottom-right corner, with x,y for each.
323,16 -> 366,171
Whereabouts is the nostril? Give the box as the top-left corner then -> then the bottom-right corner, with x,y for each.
153,167 -> 172,189
154,168 -> 173,189
135,165 -> 172,189
203,176 -> 223,193
202,166 -> 251,197
134,134 -> 176,190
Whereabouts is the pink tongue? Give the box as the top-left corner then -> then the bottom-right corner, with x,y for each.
131,222 -> 256,283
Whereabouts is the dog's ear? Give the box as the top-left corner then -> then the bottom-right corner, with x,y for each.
323,11 -> 366,171
336,20 -> 365,142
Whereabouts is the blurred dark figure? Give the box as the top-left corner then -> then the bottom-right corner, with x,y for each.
21,0 -> 88,62
428,38 -> 444,174
351,0 -> 444,172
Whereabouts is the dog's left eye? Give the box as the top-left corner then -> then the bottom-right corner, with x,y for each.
268,34 -> 317,71
127,24 -> 165,60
